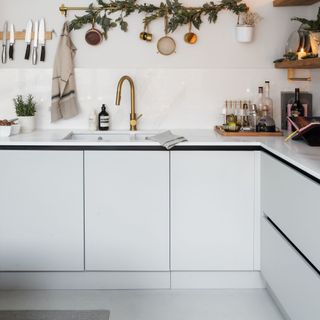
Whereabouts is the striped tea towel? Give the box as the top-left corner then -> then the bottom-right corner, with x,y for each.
147,130 -> 187,150
51,22 -> 78,122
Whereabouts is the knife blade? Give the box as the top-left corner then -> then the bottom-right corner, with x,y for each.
24,20 -> 33,60
2,21 -> 8,64
32,20 -> 39,65
9,24 -> 14,60
39,18 -> 46,62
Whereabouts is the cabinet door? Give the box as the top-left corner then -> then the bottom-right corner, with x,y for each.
261,153 -> 320,270
171,151 -> 255,271
0,150 -> 84,271
85,151 -> 169,271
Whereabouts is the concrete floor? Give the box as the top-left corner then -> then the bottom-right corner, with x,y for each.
0,289 -> 284,320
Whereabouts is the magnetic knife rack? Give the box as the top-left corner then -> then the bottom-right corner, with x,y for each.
0,31 -> 53,41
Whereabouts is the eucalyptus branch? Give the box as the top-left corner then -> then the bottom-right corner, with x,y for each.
68,0 -> 249,38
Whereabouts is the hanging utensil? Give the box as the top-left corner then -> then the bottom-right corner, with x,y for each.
39,18 -> 46,62
85,18 -> 103,46
140,23 -> 152,42
184,21 -> 197,45
24,20 -> 33,60
2,21 -> 8,64
9,24 -> 15,60
157,15 -> 176,56
32,20 -> 39,65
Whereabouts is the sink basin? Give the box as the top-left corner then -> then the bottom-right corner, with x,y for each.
63,131 -> 159,142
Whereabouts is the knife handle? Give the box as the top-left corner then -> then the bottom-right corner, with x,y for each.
40,45 -> 45,62
25,44 -> 31,60
2,45 -> 7,64
9,44 -> 14,60
32,47 -> 38,65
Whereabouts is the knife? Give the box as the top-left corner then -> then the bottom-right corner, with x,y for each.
24,20 -> 33,60
32,20 -> 39,65
39,18 -> 46,62
9,24 -> 14,60
2,21 -> 8,64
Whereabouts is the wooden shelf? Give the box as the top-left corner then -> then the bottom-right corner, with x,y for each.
0,31 -> 53,41
273,0 -> 320,6
274,58 -> 320,69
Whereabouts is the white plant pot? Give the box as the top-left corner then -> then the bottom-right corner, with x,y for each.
236,25 -> 254,43
310,32 -> 320,55
19,116 -> 35,133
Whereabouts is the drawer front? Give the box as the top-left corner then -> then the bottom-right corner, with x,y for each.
261,153 -> 320,270
261,217 -> 320,320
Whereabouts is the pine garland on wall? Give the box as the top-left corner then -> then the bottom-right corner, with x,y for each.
69,0 -> 249,40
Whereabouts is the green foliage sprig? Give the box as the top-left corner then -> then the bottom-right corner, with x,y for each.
14,95 -> 37,117
291,7 -> 320,32
69,0 -> 249,38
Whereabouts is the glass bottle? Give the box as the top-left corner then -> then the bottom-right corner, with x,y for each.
291,88 -> 305,118
264,81 -> 273,118
256,87 -> 264,116
256,105 -> 276,132
98,104 -> 110,131
248,103 -> 258,131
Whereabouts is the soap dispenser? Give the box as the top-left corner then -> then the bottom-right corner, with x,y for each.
98,104 -> 110,131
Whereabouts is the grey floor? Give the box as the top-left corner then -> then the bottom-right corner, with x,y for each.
0,289 -> 284,320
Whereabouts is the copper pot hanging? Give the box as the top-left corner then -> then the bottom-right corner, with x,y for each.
184,22 -> 198,44
85,18 -> 103,46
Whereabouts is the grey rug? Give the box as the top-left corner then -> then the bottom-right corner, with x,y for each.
0,310 -> 110,320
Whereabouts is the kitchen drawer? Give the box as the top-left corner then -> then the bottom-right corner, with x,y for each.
261,152 -> 320,270
261,217 -> 320,320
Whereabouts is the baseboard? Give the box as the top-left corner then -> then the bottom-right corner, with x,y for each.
171,271 -> 265,289
0,272 -> 170,290
0,271 -> 265,290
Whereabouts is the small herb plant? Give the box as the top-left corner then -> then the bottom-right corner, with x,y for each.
14,95 -> 37,117
291,7 -> 320,32
238,11 -> 262,26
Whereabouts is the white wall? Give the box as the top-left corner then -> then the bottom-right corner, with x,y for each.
0,0 -> 318,130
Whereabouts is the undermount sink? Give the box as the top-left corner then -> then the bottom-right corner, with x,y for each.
63,131 -> 159,142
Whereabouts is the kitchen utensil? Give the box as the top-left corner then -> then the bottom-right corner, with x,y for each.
184,22 -> 197,44
32,20 -> 39,65
85,19 -> 103,46
286,31 -> 300,54
39,18 -> 46,62
2,21 -> 8,64
9,24 -> 15,60
140,24 -> 152,42
157,15 -> 176,56
24,20 -> 33,60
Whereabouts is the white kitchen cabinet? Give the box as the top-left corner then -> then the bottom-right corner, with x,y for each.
262,217 -> 320,320
0,150 -> 84,271
261,153 -> 320,270
171,151 -> 255,271
85,151 -> 169,271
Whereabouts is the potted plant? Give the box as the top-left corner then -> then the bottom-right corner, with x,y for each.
14,95 -> 37,133
292,8 -> 320,55
236,11 -> 262,43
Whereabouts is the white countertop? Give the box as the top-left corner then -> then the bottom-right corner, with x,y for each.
0,129 -> 320,181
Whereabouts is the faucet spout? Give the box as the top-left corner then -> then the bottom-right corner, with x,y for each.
115,75 -> 139,131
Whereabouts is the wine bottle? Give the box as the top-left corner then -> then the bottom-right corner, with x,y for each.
291,88 -> 305,118
264,81 -> 273,118
98,104 -> 110,131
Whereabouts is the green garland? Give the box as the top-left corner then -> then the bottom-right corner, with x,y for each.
69,0 -> 249,39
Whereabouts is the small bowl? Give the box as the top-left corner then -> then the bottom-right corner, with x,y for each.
0,126 -> 12,137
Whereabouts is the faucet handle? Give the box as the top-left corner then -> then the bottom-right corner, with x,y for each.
137,114 -> 143,121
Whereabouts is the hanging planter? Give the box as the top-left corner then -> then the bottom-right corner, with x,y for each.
235,11 -> 262,43
236,24 -> 253,43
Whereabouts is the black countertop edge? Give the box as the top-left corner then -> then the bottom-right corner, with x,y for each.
0,144 -> 319,184
0,145 -> 261,151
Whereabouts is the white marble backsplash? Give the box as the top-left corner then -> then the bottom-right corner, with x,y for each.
0,68 -> 316,130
